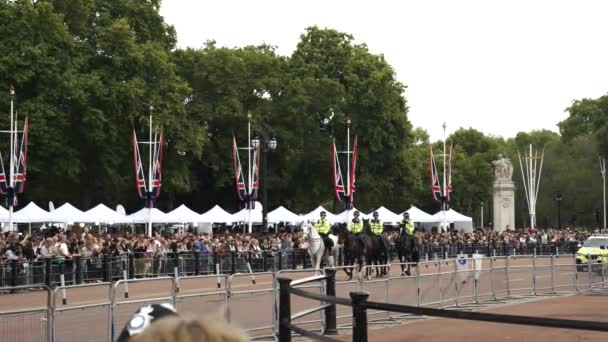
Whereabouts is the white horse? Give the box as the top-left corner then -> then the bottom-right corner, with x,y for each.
302,223 -> 338,269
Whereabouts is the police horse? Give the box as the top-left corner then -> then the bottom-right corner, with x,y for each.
396,229 -> 419,276
301,223 -> 338,270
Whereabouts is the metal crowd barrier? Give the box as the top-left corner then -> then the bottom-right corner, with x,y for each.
0,253 -> 604,342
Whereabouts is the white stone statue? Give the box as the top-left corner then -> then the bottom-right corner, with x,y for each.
492,154 -> 513,182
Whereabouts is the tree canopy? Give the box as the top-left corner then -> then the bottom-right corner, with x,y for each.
0,0 -> 606,230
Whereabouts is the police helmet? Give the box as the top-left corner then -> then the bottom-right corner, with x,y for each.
320,211 -> 326,217
373,211 -> 379,217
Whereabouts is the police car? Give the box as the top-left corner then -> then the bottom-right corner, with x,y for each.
575,234 -> 608,271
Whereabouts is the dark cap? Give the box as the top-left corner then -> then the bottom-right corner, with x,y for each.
116,303 -> 178,341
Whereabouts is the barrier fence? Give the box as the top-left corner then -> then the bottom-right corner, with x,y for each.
0,253 -> 606,342
0,241 -> 582,289
278,266 -> 608,342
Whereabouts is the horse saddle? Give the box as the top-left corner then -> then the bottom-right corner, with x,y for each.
321,234 -> 334,250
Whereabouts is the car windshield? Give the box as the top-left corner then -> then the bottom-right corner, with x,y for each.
583,239 -> 608,248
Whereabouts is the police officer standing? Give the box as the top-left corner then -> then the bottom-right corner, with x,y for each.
351,210 -> 363,234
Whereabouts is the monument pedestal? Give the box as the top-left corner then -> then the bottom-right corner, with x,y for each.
493,181 -> 515,232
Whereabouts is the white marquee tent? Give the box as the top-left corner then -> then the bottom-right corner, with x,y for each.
231,207 -> 263,223
404,206 -> 435,223
84,203 -> 132,225
199,205 -> 234,223
48,203 -> 92,223
369,206 -> 402,224
334,208 -> 367,223
431,209 -> 474,232
267,206 -> 303,224
302,206 -> 338,223
128,207 -> 171,224
164,204 -> 203,223
14,202 -> 51,223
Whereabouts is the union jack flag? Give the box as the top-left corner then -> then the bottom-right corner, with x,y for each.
233,136 -> 247,201
429,145 -> 443,202
332,137 -> 357,210
150,130 -> 163,198
12,117 -> 28,195
349,136 -> 357,206
132,129 -> 147,199
446,143 -> 453,203
250,143 -> 260,201
332,141 -> 345,202
0,151 -> 7,195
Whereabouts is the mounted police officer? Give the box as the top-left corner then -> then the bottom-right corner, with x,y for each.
370,211 -> 384,236
315,211 -> 333,250
399,212 -> 415,237
350,210 -> 363,234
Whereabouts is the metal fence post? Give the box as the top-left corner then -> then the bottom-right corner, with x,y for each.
588,257 -> 593,289
75,256 -> 83,285
506,256 -> 511,297
324,269 -> 338,335
490,257 -> 496,301
350,291 -> 369,342
550,255 -> 555,293
10,260 -> 18,288
291,250 -> 297,270
103,254 -> 111,282
194,253 -> 200,276
231,252 -> 237,274
128,254 -> 135,279
263,252 -> 268,272
278,251 -> 283,271
532,254 -> 537,296
278,277 -> 292,342
46,286 -> 52,342
45,258 -> 52,288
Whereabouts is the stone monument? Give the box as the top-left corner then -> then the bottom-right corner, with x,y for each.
492,154 -> 515,232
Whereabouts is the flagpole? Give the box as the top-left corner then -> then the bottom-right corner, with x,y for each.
600,157 -> 606,230
442,122 -> 447,233
247,113 -> 252,234
147,114 -> 153,237
8,87 -> 14,232
346,119 -> 351,230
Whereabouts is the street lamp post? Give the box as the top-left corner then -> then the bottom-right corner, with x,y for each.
600,157 -> 606,230
252,134 -> 277,232
556,192 -> 562,229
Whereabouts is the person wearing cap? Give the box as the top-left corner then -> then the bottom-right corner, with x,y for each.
351,211 -> 363,234
315,211 -> 331,235
370,211 -> 384,235
399,212 -> 415,236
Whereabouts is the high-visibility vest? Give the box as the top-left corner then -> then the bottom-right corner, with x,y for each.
315,219 -> 331,234
370,220 -> 384,234
400,220 -> 415,235
351,220 -> 363,233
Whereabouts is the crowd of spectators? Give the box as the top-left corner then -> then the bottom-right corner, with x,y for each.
0,225 -> 595,264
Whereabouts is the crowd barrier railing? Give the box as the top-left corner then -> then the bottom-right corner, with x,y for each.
0,252 -> 604,342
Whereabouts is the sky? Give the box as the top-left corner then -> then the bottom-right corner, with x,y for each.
160,0 -> 608,141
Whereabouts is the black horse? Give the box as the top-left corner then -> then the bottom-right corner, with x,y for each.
336,223 -> 369,280
362,219 -> 390,277
396,229 -> 419,276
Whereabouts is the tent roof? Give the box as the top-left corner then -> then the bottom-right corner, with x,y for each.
48,203 -> 91,223
128,207 -> 170,224
165,204 -> 202,223
302,206 -> 338,223
83,204 -> 131,225
431,208 -> 473,222
231,208 -> 263,224
334,208 -> 366,223
199,205 -> 234,223
267,206 -> 303,224
368,206 -> 402,223
404,206 -> 436,223
12,202 -> 51,223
